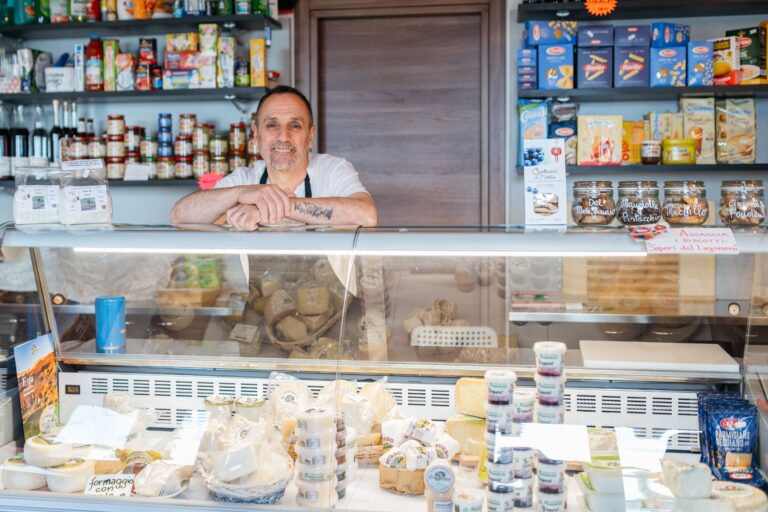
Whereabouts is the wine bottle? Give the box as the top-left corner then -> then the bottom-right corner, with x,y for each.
11,105 -> 29,158
50,99 -> 64,164
31,105 -> 50,164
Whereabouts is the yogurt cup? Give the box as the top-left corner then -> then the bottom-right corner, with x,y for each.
296,460 -> 337,481
454,489 -> 485,512
485,403 -> 515,434
512,447 -> 534,478
537,455 -> 565,494
486,489 -> 515,512
512,387 -> 537,420
534,373 -> 567,406
484,369 -> 517,405
512,477 -> 534,508
486,460 -> 515,487
485,432 -> 514,464
536,403 -> 565,424
533,341 -> 567,376
537,490 -> 566,512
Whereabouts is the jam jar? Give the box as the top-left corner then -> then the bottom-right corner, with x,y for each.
617,181 -> 662,225
719,180 -> 765,226
571,181 -> 615,225
193,152 -> 209,178
175,157 -> 193,178
210,158 -> 229,175
662,181 -> 709,225
229,153 -> 246,171
140,136 -> 158,160
157,156 -> 175,179
229,122 -> 247,153
125,126 -> 144,153
179,114 -> 197,136
210,134 -> 228,158
192,123 -> 210,151
107,115 -> 125,136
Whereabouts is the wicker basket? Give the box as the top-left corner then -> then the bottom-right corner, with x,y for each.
200,459 -> 294,504
378,465 -> 425,495
266,291 -> 350,352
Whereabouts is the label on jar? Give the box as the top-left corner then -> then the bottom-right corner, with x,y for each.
665,146 -> 694,163
617,198 -> 661,225
722,199 -> 766,223
16,185 -> 58,212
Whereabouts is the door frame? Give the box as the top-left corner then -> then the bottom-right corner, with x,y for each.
295,0 -> 506,224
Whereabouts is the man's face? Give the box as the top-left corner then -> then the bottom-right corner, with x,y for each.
255,93 -> 315,174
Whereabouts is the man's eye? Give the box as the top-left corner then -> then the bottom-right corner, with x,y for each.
265,123 -> 277,129
290,123 -> 301,130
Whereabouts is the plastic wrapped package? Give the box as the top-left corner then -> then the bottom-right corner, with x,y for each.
13,167 -> 60,225
716,98 -> 756,164
58,161 -> 112,225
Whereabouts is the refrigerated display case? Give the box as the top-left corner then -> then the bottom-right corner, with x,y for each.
0,223 -> 766,511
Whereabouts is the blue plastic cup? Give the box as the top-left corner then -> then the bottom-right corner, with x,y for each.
95,296 -> 126,353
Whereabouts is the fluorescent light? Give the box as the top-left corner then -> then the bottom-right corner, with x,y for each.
73,247 -> 355,256
353,250 -> 647,257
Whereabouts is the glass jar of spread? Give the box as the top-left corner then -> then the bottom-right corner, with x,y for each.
663,181 -> 709,225
158,128 -> 173,146
175,157 -> 193,178
106,157 -> 125,179
107,114 -> 125,136
229,153 -> 247,171
719,180 -> 765,226
88,136 -> 107,159
179,114 -> 197,136
106,135 -> 126,158
571,181 -> 615,225
617,181 -> 662,225
641,140 -> 661,165
125,126 -> 144,153
210,134 -> 229,158
193,123 -> 210,151
193,152 -> 209,178
174,135 -> 193,158
229,122 -> 247,153
157,156 -> 175,179
210,158 -> 229,175
662,138 -> 696,165
70,137 -> 89,159
140,136 -> 158,160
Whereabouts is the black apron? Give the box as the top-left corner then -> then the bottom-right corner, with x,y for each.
259,169 -> 312,198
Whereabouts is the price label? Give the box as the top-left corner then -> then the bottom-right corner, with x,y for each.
230,323 -> 259,343
84,474 -> 135,497
123,164 -> 151,181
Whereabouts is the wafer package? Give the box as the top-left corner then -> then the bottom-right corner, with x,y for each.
518,99 -> 550,166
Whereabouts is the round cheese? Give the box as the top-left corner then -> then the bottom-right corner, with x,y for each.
276,316 -> 309,343
24,436 -> 73,468
317,380 -> 358,408
297,286 -> 330,316
1,456 -> 46,491
712,481 -> 768,512
46,458 -> 95,493
271,380 -> 310,418
264,289 -> 296,326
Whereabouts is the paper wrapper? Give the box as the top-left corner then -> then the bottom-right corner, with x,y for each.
378,465 -> 425,495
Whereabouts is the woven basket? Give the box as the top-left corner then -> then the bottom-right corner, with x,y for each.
378,465 -> 425,495
200,459 -> 294,504
356,444 -> 384,466
266,291 -> 350,352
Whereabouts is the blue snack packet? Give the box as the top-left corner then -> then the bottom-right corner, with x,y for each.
697,393 -> 745,465
707,405 -> 758,473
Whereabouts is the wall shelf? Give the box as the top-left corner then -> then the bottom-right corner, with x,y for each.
518,85 -> 768,102
0,178 -> 198,189
515,164 -> 768,175
0,87 -> 266,105
517,0 -> 768,22
0,14 -> 280,40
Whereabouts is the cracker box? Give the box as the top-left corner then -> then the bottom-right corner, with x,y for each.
517,98 -> 549,165
614,25 -> 650,47
166,32 -> 199,52
621,121 -> 644,164
614,46 -> 649,87
115,54 -> 135,91
525,21 -> 578,46
716,98 -> 756,164
518,48 -> 537,67
725,27 -> 762,84
578,25 -> 613,47
196,52 -> 216,89
217,36 -> 235,88
687,42 -> 713,86
650,47 -> 686,87
577,47 -> 612,88
163,69 -> 200,90
164,51 -> 201,71
577,115 -> 623,166
644,112 -> 684,142
198,23 -> 220,53
710,37 -> 741,86
651,23 -> 690,48
680,97 -> 716,164
250,38 -> 266,87
538,44 -> 574,90
103,39 -> 119,92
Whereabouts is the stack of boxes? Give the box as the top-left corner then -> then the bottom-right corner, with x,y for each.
523,20 -> 577,90
577,25 -> 613,88
650,23 -> 689,87
518,48 -> 537,90
614,25 -> 650,88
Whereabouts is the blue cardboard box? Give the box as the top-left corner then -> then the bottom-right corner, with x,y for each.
518,66 -> 536,75
614,46 -> 649,87
650,46 -> 686,87
687,41 -> 713,86
578,25 -> 614,47
525,20 -> 578,46
518,73 -> 537,82
518,48 -> 537,67
577,47 -> 612,88
519,81 -> 537,90
651,23 -> 690,48
538,44 -> 574,90
614,25 -> 650,47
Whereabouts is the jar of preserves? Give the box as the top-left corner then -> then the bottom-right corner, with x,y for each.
140,136 -> 158,160
193,123 -> 210,151
663,181 -> 709,226
229,153 -> 246,170
158,113 -> 172,130
125,126 -> 144,152
107,114 -> 125,136
70,137 -> 89,159
158,143 -> 174,158
106,157 -> 125,179
617,181 -> 662,226
571,181 -> 615,225
179,114 -> 197,136
106,135 -> 126,158
210,134 -> 229,158
157,156 -> 175,179
210,157 -> 229,175
174,135 -> 193,157
719,180 -> 765,226
158,128 -> 173,146
248,130 -> 259,156
88,136 -> 107,159
175,157 -> 193,178
125,152 -> 140,164
229,122 -> 247,153
193,152 -> 209,178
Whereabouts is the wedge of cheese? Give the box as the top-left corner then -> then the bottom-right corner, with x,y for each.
455,377 -> 488,418
661,456 -> 712,499
444,415 -> 485,461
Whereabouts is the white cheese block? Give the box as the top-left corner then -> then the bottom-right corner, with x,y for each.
272,380 -> 311,418
24,436 -> 73,468
317,380 -> 358,408
46,459 -> 95,493
455,378 -> 488,418
297,286 -> 331,316
359,381 -> 397,424
134,460 -> 185,498
712,482 -> 768,512
276,316 -> 308,342
1,456 -> 46,490
662,457 -> 712,499
214,443 -> 259,482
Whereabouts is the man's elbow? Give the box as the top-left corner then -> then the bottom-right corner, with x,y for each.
362,204 -> 378,226
169,203 -> 184,224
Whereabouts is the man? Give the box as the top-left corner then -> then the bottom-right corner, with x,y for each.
170,86 -> 377,229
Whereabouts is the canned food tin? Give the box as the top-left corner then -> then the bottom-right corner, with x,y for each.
158,143 -> 174,158
158,128 -> 173,145
229,122 -> 247,153
158,113 -> 173,130
106,136 -> 126,158
193,152 -> 209,178
174,135 -> 193,157
125,152 -> 140,164
193,123 -> 210,151
140,136 -> 158,160
210,157 -> 229,175
179,114 -> 197,136
88,136 -> 107,159
157,156 -> 175,179
210,134 -> 228,157
70,137 -> 89,159
125,126 -> 144,152
107,115 -> 125,136
229,153 -> 246,170
106,157 -> 126,179
175,157 -> 193,179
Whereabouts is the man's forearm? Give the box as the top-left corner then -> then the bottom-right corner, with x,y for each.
288,195 -> 377,226
170,187 -> 244,224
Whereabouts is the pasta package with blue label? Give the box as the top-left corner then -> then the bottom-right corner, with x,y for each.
58,161 -> 113,225
538,45 -> 574,90
518,99 -> 550,166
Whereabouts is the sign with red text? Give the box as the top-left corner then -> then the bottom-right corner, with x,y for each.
645,227 -> 739,255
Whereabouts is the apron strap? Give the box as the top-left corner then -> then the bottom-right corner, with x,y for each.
259,169 -> 312,198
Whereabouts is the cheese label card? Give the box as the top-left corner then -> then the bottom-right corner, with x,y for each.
229,323 -> 260,344
523,139 -> 567,226
85,475 -> 135,496
123,163 -> 151,181
14,334 -> 59,440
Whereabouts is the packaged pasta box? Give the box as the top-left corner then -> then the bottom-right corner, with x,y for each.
716,98 -> 756,164
725,27 -> 762,84
538,44 -> 574,90
524,21 -> 577,46
577,47 -> 612,88
577,25 -> 613,47
651,23 -> 690,48
614,25 -> 650,47
687,42 -> 713,86
680,97 -> 715,164
577,115 -> 622,166
709,37 -> 741,86
621,121 -> 643,164
518,48 -> 537,68
614,46 -> 649,87
650,47 -> 686,87
517,98 -> 550,166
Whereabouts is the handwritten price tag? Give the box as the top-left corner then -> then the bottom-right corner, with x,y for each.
84,474 -> 135,497
645,228 -> 739,255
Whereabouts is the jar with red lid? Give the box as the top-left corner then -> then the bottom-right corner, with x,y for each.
125,152 -> 140,164
106,157 -> 125,179
174,135 -> 193,158
157,156 -> 175,179
192,124 -> 209,151
140,136 -> 158,160
175,157 -> 193,179
229,122 -> 247,153
229,153 -> 246,170
210,135 -> 228,158
106,135 -> 126,158
179,114 -> 197,136
70,137 -> 89,159
210,158 -> 229,175
88,136 -> 107,159
107,115 -> 125,136
125,126 -> 144,152
193,152 -> 209,178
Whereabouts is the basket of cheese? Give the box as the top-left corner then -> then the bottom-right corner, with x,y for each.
155,255 -> 224,307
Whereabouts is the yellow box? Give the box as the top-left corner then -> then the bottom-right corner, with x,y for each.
644,112 -> 684,142
250,38 -> 266,87
577,115 -> 623,166
621,121 -> 643,164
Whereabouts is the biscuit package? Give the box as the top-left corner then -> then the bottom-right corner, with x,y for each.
725,27 -> 763,84
523,138 -> 567,226
518,99 -> 550,166
680,97 -> 716,164
716,98 -> 756,164
650,47 -> 686,87
538,44 -> 574,90
577,115 -> 622,166
644,112 -> 684,142
549,121 -> 577,166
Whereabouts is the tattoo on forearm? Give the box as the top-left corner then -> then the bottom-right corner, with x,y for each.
294,202 -> 334,220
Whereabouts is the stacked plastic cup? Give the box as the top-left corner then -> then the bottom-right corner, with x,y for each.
484,369 -> 520,512
294,407 -> 338,509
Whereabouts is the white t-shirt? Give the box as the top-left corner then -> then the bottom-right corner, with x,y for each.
214,153 -> 368,198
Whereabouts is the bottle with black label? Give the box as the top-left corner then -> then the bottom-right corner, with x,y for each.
10,105 -> 29,175
31,105 -> 51,166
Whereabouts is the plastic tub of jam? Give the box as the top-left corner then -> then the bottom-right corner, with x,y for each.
641,140 -> 661,165
719,180 -> 765,226
571,181 -> 615,225
617,181 -> 661,226
663,181 -> 709,225
662,138 -> 696,165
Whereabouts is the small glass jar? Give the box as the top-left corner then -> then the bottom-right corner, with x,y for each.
158,128 -> 173,145
157,156 -> 175,179
192,123 -> 210,151
174,135 -> 193,158
125,126 -> 144,152
248,131 -> 259,156
210,157 -> 229,175
140,136 -> 158,160
617,181 -> 662,226
88,136 -> 107,159
229,122 -> 247,153
106,157 -> 125,179
229,152 -> 246,171
142,159 -> 158,179
175,157 -> 193,179
70,137 -> 89,159
106,135 -> 126,158
571,181 -> 615,225
193,152 -> 209,178
210,134 -> 229,158
107,115 -> 125,136
158,113 -> 172,130
663,181 -> 709,226
124,151 -> 140,164
179,114 -> 197,136
158,143 -> 174,158
719,180 -> 765,226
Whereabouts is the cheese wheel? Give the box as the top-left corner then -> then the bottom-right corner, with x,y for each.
712,481 -> 768,512
276,316 -> 308,343
297,286 -> 331,316
46,459 -> 95,493
214,443 -> 258,482
299,312 -> 331,331
264,289 -> 296,326
24,436 -> 73,468
272,380 -> 310,418
1,456 -> 46,490
259,274 -> 282,298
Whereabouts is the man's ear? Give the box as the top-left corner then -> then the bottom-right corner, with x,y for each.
308,124 -> 316,151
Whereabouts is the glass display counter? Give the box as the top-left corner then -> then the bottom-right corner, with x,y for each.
0,224 -> 765,512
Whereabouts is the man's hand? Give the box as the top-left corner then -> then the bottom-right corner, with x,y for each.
226,204 -> 261,231
237,185 -> 293,225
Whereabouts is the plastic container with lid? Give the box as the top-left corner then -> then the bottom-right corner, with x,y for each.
662,138 -> 696,165
617,181 -> 662,226
663,181 -> 709,226
484,403 -> 515,435
484,369 -> 517,405
534,373 -> 567,406
719,180 -> 765,226
533,341 -> 567,376
571,181 -> 615,225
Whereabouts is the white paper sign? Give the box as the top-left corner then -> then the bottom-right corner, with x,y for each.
84,474 -> 135,496
230,323 -> 259,343
523,139 -> 567,225
61,159 -> 105,171
645,228 -> 739,255
15,185 -> 59,213
123,163 -> 151,181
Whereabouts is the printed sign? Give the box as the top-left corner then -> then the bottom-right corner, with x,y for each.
14,334 -> 59,439
523,139 -> 568,226
646,227 -> 739,254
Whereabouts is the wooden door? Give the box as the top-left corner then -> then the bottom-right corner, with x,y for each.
296,0 -> 505,225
